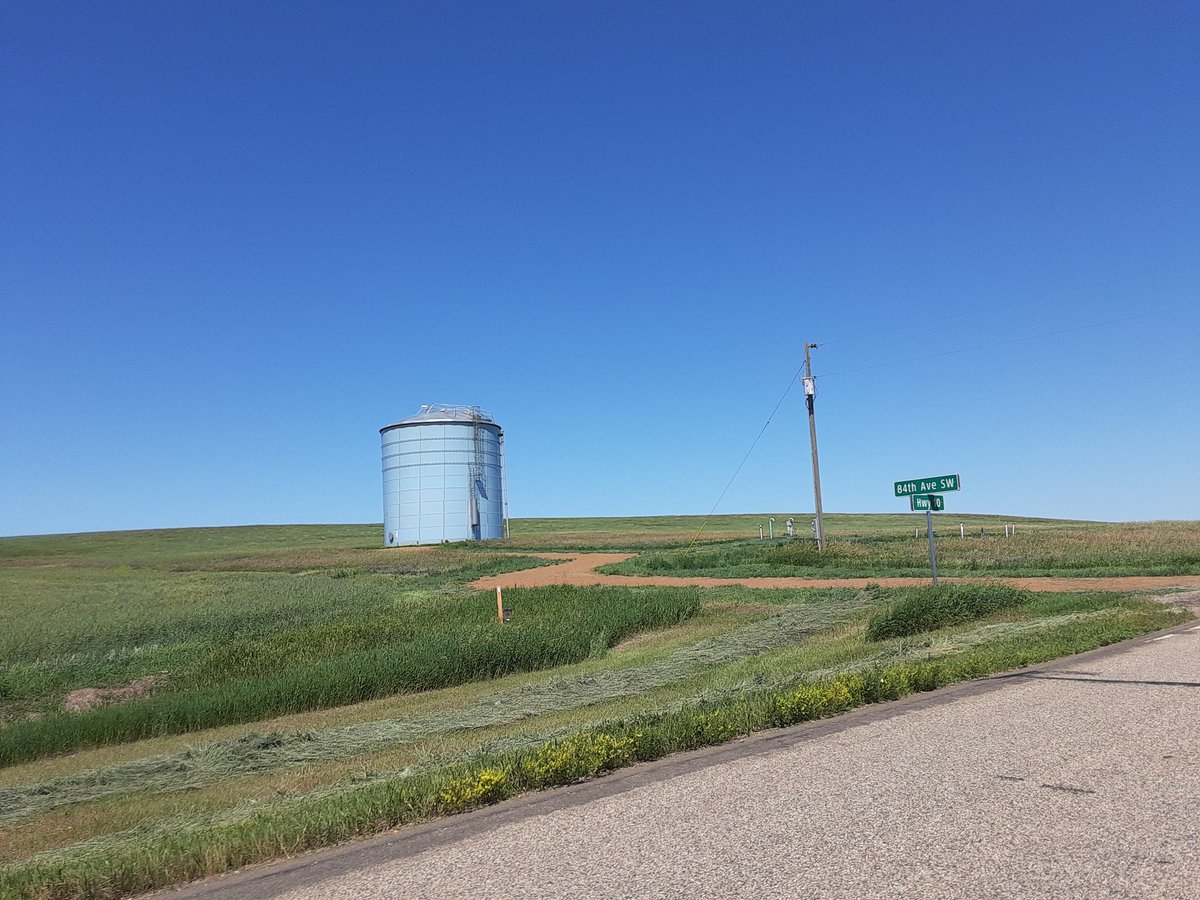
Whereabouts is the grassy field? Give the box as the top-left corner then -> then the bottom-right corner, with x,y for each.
600,519 -> 1200,577
484,512 -> 1086,550
0,516 -> 1194,897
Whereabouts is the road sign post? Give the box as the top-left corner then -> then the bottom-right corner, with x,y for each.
894,475 -> 960,586
926,510 -> 938,586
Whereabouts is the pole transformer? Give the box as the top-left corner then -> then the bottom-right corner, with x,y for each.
803,342 -> 826,552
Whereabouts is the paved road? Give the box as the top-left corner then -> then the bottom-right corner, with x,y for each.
469,552 -> 1200,593
177,620 -> 1200,899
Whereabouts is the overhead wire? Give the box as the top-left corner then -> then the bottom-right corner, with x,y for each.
679,296 -> 1189,551
684,366 -> 805,552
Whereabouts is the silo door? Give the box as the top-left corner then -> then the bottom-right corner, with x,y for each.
469,492 -> 480,540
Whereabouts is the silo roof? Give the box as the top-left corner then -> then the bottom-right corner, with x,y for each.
380,404 -> 496,432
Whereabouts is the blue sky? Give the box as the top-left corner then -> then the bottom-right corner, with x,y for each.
2,1 -> 1197,536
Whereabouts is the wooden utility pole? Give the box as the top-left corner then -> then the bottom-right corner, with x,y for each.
803,342 -> 826,552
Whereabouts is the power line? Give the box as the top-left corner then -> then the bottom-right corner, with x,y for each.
680,298 -> 1189,550
684,367 -> 802,551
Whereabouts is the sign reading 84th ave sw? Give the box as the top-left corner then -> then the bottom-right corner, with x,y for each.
894,474 -> 961,497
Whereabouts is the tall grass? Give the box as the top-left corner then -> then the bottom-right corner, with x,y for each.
866,583 -> 1032,640
0,586 -> 699,766
0,558 -> 549,725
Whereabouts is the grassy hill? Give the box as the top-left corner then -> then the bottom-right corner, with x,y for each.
0,517 -> 1195,897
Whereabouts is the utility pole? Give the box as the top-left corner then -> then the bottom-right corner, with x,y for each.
803,342 -> 825,552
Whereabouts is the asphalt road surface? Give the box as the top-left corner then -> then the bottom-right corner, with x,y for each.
175,621 -> 1200,900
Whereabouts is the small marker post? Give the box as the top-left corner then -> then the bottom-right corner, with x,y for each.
496,586 -> 504,624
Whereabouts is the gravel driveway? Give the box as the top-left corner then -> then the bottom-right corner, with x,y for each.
471,551 -> 1200,593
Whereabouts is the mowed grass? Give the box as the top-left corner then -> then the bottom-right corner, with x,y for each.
0,518 -> 1194,897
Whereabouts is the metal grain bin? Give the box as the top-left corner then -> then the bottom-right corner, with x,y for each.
380,404 -> 506,546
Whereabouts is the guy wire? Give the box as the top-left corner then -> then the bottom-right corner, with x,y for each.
684,366 -> 804,554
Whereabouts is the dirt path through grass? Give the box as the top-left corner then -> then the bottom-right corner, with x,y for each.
471,553 -> 1200,592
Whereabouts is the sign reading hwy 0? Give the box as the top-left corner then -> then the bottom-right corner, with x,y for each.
910,494 -> 944,511
894,474 -> 961,497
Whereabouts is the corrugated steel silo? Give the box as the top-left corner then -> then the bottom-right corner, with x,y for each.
380,404 -> 506,546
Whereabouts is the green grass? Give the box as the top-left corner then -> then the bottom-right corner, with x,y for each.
0,585 -> 699,765
0,554 -> 550,726
0,519 -> 1194,897
0,591 -> 1182,900
0,589 -> 861,825
603,521 -> 1200,577
479,512 -> 1084,551
865,583 -> 1032,640
0,525 -> 376,570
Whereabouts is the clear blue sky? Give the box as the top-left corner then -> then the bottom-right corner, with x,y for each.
2,1 -> 1197,536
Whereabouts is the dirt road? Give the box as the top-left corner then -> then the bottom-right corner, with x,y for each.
473,552 -> 1200,593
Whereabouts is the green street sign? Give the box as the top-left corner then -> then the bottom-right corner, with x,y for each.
895,474 -> 961,497
910,494 -> 945,511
